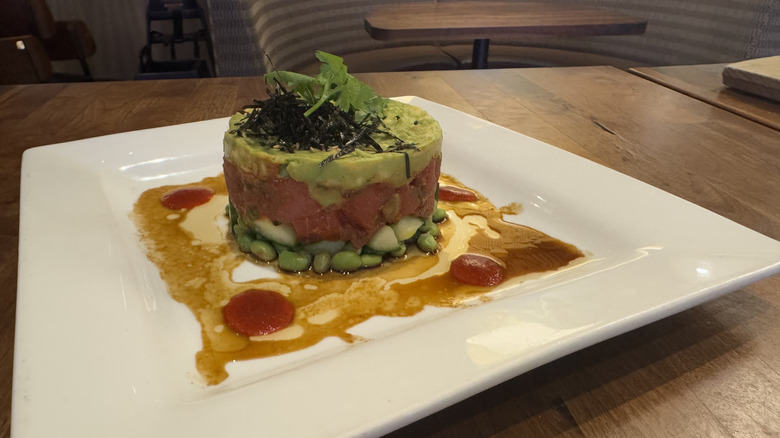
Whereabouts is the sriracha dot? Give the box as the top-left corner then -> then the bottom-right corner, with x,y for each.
450,253 -> 505,286
438,186 -> 479,202
160,187 -> 214,210
222,289 -> 295,337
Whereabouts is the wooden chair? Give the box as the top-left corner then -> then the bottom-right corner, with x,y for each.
0,35 -> 53,84
0,0 -> 97,83
137,0 -> 214,79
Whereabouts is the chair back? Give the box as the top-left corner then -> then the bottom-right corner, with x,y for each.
0,0 -> 57,39
0,35 -> 53,84
0,0 -> 96,80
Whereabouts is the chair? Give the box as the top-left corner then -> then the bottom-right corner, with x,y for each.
0,0 -> 96,83
137,0 -> 214,79
0,35 -> 53,84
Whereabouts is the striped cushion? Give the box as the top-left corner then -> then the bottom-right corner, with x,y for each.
204,0 -> 265,77
437,0 -> 780,66
440,44 -> 648,70
247,0 -> 438,72
205,0 -> 780,76
296,46 -> 459,75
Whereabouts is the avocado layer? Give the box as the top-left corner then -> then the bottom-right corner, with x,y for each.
223,100 -> 443,207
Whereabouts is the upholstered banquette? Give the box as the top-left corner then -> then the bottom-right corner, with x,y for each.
205,0 -> 780,76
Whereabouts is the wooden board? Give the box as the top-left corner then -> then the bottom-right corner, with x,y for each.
631,63 -> 780,131
722,55 -> 780,102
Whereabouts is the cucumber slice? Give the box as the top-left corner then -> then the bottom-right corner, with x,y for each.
252,217 -> 297,247
391,216 -> 424,241
366,225 -> 401,252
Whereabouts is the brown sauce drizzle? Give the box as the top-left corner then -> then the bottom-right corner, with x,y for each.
132,174 -> 584,385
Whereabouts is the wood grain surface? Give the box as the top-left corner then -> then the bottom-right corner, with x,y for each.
1,67 -> 779,437
631,63 -> 780,132
365,1 -> 647,41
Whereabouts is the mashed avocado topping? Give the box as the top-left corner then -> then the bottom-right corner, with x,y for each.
223,52 -> 442,207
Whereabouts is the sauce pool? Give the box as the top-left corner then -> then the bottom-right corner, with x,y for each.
133,174 -> 584,385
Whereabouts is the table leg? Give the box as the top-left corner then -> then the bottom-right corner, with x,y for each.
471,39 -> 490,69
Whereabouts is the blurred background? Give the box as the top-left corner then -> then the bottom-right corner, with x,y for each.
2,0 -> 779,84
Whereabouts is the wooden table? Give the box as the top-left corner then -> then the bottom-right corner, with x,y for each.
365,2 -> 647,68
2,67 -> 780,437
631,63 -> 780,131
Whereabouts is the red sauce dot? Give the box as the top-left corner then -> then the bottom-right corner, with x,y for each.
450,254 -> 505,286
439,186 -> 479,202
222,289 -> 295,337
160,187 -> 214,210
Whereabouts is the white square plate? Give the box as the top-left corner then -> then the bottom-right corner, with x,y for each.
13,97 -> 780,437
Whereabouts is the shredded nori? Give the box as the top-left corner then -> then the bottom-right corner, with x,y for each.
230,86 -> 418,173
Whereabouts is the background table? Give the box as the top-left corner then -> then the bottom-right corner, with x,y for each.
2,66 -> 780,437
631,63 -> 780,131
365,2 -> 646,68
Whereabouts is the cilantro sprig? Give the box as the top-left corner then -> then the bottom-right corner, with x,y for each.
264,51 -> 387,118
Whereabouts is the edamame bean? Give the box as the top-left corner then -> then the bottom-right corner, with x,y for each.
389,242 -> 407,258
361,253 -> 383,268
272,241 -> 293,254
236,233 -> 254,252
250,240 -> 277,262
416,232 -> 438,252
342,242 -> 362,255
420,219 -> 438,236
312,252 -> 331,274
233,222 -> 250,237
331,251 -> 362,272
278,250 -> 312,272
432,207 -> 447,223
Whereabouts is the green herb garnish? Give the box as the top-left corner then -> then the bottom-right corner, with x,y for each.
231,51 -> 417,169
265,51 -> 387,118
